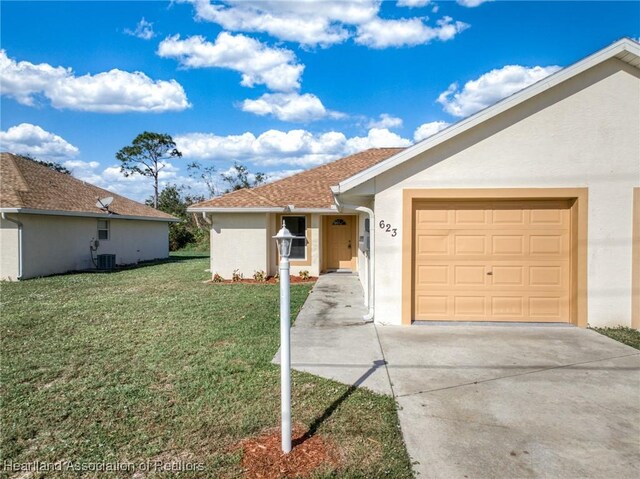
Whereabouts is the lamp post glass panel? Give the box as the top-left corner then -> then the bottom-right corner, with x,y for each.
273,221 -> 294,453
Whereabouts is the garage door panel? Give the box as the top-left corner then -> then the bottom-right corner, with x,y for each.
417,235 -> 449,255
529,296 -> 564,320
493,208 -> 526,225
454,235 -> 487,255
529,266 -> 564,287
416,265 -> 449,285
413,200 -> 571,323
455,208 -> 489,225
416,208 -> 450,226
530,208 -> 566,226
491,266 -> 524,286
492,296 -> 524,317
416,295 -> 449,316
529,235 -> 567,256
452,265 -> 487,287
454,296 -> 486,316
492,235 -> 525,255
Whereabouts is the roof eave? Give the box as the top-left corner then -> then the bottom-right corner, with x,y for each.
187,206 -> 338,214
336,38 -> 640,195
0,208 -> 181,222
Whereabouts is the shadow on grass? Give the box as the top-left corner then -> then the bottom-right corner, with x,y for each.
17,254 -> 211,281
294,359 -> 387,446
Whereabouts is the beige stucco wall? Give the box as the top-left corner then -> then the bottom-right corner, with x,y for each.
0,214 -> 169,280
359,58 -> 639,327
210,213 -> 269,278
211,212 -> 327,280
0,218 -> 20,280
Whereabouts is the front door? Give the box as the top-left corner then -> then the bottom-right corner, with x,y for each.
326,216 -> 355,270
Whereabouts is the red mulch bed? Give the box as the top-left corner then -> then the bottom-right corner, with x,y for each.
208,276 -> 317,285
238,426 -> 340,479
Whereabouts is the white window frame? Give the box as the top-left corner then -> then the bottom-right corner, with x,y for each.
97,219 -> 110,241
282,215 -> 307,261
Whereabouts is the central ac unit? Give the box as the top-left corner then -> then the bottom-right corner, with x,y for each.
97,254 -> 116,270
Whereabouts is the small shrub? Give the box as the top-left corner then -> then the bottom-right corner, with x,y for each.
212,273 -> 224,283
299,270 -> 310,280
232,269 -> 243,282
253,270 -> 267,282
168,223 -> 195,251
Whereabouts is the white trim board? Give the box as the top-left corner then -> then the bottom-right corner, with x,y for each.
0,208 -> 180,222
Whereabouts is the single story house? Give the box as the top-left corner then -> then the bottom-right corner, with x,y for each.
188,38 -> 640,329
0,153 -> 179,280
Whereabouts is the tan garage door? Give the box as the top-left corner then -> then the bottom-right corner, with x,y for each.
414,200 -> 571,322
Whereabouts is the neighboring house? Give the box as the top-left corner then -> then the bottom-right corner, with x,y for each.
0,153 -> 179,280
189,38 -> 640,329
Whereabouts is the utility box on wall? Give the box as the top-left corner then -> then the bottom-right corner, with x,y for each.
359,218 -> 370,252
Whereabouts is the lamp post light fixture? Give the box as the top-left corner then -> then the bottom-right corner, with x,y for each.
273,220 -> 295,453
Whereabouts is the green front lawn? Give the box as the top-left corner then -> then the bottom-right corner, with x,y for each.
591,326 -> 640,350
0,256 -> 412,478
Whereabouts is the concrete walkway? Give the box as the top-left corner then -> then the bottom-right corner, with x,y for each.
275,272 -> 391,395
275,273 -> 640,479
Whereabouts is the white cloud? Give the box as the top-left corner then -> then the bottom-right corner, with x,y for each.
157,32 -> 303,92
0,123 -> 79,161
175,127 -> 410,167
241,92 -> 343,122
180,0 -> 468,50
355,15 -> 468,48
368,113 -> 403,129
397,0 -> 432,7
0,50 -> 190,113
182,0 -> 376,47
437,64 -> 561,117
413,120 -> 450,141
345,127 -> 412,154
457,0 -> 491,7
63,159 -> 99,169
266,168 -> 305,182
57,160 -> 103,184
124,17 -> 155,40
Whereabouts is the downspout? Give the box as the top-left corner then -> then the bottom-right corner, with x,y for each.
333,197 -> 375,321
200,212 -> 213,274
201,212 -> 212,225
1,213 -> 23,280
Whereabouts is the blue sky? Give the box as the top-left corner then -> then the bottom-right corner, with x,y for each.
1,1 -> 638,201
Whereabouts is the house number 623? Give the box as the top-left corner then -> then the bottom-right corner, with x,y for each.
378,220 -> 397,237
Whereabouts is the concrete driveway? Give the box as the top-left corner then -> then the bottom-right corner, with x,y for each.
281,274 -> 640,479
380,325 -> 640,479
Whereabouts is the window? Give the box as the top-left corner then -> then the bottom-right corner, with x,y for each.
97,219 -> 110,240
283,216 -> 307,260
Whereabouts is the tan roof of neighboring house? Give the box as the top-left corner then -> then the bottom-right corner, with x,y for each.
0,152 -> 177,221
190,147 -> 405,210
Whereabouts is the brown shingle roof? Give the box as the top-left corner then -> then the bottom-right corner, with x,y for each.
0,152 -> 177,221
190,148 -> 405,210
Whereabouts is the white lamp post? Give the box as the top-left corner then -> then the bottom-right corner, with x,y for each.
273,220 -> 294,453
